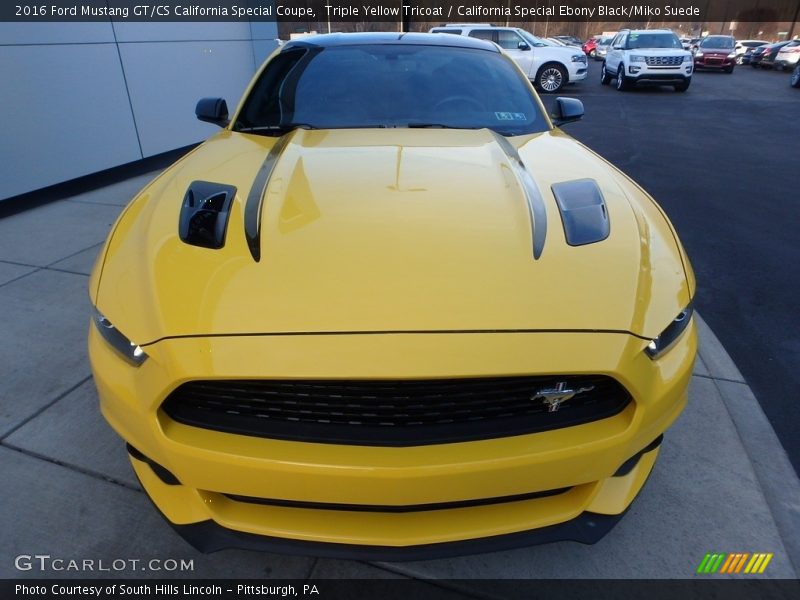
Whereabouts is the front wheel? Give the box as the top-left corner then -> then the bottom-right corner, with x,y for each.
600,62 -> 612,85
725,65 -> 735,74
791,64 -> 800,87
589,49 -> 596,58
736,55 -> 744,65
536,63 -> 567,93
674,78 -> 691,92
615,65 -> 629,91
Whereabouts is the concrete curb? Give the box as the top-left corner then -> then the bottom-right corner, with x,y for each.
694,313 -> 800,575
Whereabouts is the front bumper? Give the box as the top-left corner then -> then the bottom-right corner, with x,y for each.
567,62 -> 588,82
695,56 -> 735,69
90,324 -> 696,556
627,63 -> 693,85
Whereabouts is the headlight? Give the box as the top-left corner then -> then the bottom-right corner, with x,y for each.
92,308 -> 148,366
630,55 -> 646,63
571,54 -> 586,63
685,54 -> 695,61
645,304 -> 693,360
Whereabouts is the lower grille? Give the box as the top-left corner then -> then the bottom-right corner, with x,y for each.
223,486 -> 572,513
162,375 -> 631,446
645,55 -> 683,66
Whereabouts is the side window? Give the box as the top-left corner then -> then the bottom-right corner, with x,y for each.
496,30 -> 523,50
469,30 -> 495,43
611,34 -> 622,48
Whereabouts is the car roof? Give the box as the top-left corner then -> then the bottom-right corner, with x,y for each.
283,31 -> 499,52
619,28 -> 675,34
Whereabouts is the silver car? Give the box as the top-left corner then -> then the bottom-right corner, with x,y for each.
775,40 -> 800,70
594,36 -> 615,61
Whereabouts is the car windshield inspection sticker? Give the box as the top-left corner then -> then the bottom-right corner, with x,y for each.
495,112 -> 527,121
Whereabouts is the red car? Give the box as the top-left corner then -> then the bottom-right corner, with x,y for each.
582,36 -> 600,57
694,35 -> 737,73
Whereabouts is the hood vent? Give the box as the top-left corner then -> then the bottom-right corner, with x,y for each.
178,181 -> 237,249
551,179 -> 610,246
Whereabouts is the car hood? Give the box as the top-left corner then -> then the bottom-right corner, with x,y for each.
697,47 -> 734,54
94,128 -> 691,345
636,48 -> 689,54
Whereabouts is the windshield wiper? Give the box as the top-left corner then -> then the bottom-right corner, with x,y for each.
236,123 -> 317,136
405,123 -> 480,130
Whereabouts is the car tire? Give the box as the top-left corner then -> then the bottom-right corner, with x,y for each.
735,55 -> 744,65
751,62 -> 759,68
725,65 -> 734,74
674,78 -> 691,92
536,63 -> 567,93
589,49 -> 596,58
791,64 -> 800,87
615,66 -> 629,91
600,62 -> 612,85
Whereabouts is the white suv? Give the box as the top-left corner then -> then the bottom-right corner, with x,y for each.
429,24 -> 587,93
601,29 -> 693,92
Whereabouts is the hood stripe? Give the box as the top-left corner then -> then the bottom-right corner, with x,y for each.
491,132 -> 548,260
244,133 -> 292,262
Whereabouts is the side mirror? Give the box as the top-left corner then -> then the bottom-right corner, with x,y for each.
612,45 -> 623,50
518,41 -> 530,51
195,97 -> 229,127
550,97 -> 584,127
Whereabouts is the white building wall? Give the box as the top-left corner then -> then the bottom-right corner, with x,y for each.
0,21 -> 279,201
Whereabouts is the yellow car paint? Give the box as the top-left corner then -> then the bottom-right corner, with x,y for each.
89,36 -> 697,555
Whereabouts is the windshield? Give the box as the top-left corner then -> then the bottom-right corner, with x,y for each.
626,33 -> 682,49
518,30 -> 551,48
234,44 -> 548,136
700,36 -> 735,49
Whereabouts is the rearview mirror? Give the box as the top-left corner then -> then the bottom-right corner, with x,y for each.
196,97 -> 229,127
550,97 -> 584,127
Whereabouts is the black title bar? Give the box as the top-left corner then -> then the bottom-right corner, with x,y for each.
3,1 -> 800,23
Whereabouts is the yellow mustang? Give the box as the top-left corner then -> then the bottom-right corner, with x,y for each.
88,33 -> 696,559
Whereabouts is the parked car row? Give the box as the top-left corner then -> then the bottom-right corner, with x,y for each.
428,26 -> 799,93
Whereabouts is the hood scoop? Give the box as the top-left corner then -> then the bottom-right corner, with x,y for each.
178,181 -> 237,249
551,179 -> 610,246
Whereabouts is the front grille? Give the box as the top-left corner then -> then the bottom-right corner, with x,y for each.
162,375 -> 631,446
645,55 -> 683,66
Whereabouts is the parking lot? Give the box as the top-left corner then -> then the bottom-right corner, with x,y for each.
1,56 -> 798,588
555,60 -> 800,476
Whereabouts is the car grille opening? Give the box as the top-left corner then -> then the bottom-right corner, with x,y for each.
161,375 -> 632,446
645,56 -> 683,66
220,486 -> 573,513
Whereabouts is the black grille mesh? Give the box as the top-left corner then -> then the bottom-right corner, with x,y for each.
162,375 -> 631,446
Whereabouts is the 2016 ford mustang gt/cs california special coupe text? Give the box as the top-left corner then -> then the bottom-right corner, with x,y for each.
88,33 -> 696,559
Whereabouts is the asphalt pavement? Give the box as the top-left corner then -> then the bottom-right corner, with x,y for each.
553,60 -> 800,476
1,68 -> 799,586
